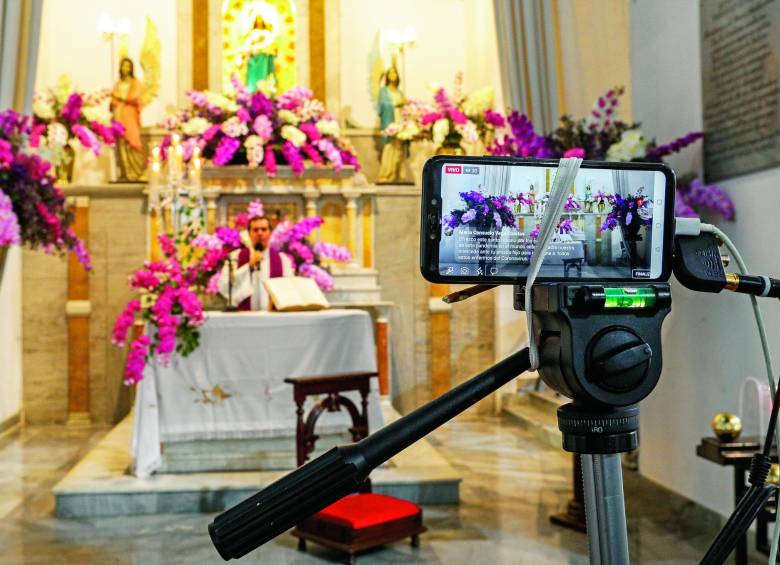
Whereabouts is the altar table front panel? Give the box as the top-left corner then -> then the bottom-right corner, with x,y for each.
132,309 -> 381,477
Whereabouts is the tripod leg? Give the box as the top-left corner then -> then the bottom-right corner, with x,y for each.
582,454 -> 630,564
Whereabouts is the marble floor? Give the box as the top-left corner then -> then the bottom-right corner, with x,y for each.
0,415 -> 765,564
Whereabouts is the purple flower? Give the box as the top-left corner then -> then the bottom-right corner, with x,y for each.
216,226 -> 241,248
564,195 -> 581,211
647,132 -> 703,160
250,92 -> 275,116
488,111 -> 555,158
493,211 -> 502,228
124,335 -> 150,385
0,190 -> 20,245
299,262 -> 334,291
484,109 -> 505,128
678,178 -> 735,220
313,242 -> 352,262
461,209 -> 477,223
61,93 -> 83,123
213,136 -> 241,166
674,192 -> 697,218
264,145 -> 277,177
281,141 -> 305,176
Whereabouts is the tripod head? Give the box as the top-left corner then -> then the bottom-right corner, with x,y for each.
516,282 -> 671,456
518,283 -> 671,408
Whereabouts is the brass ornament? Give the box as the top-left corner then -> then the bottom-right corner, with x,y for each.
768,464 -> 780,486
711,412 -> 743,442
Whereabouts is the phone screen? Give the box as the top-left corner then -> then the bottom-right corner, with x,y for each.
434,161 -> 671,281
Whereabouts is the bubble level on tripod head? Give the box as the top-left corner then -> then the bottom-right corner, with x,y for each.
603,287 -> 656,309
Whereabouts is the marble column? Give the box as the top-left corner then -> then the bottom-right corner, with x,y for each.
344,192 -> 360,263
66,196 -> 91,425
430,284 -> 451,398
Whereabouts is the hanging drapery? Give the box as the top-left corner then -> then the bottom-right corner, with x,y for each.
0,0 -> 43,112
493,0 -> 561,133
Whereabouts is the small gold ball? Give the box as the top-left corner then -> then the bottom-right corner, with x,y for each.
711,412 -> 742,442
768,464 -> 780,486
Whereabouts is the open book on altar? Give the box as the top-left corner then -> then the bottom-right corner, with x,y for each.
263,276 -> 330,311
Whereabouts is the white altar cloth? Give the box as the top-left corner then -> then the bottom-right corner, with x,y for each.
132,310 -> 382,478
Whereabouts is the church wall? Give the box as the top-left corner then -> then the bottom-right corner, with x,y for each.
338,0 -> 468,128
0,247 -> 23,429
373,190 -> 430,414
22,250 -> 68,424
22,189 -> 146,425
631,0 -> 780,518
35,0 -> 179,127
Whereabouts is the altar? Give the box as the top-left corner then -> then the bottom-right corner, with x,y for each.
132,309 -> 383,478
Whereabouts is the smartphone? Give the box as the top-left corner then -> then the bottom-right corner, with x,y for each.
420,156 -> 676,284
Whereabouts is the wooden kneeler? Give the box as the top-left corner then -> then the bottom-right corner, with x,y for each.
285,373 -> 426,564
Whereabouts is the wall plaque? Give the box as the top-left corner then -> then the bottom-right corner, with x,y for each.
701,0 -> 780,182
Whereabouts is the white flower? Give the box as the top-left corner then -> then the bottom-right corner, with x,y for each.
47,123 -> 68,147
277,109 -> 300,125
33,98 -> 55,121
53,74 -> 74,105
397,122 -> 420,141
432,118 -> 450,146
606,129 -> 648,162
315,119 -> 340,138
221,116 -> 249,138
455,120 -> 478,144
205,91 -> 238,113
281,125 -> 307,147
181,117 -> 211,136
82,105 -> 112,125
461,87 -> 494,116
244,134 -> 265,166
299,100 -> 325,122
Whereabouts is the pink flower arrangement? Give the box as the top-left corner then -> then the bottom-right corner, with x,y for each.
161,81 -> 359,177
0,109 -> 90,268
113,217 -> 242,384
113,197 -> 351,384
261,203 -> 349,291
383,75 -> 503,149
488,86 -> 734,220
31,79 -> 124,160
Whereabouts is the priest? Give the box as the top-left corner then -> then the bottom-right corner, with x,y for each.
218,215 -> 295,310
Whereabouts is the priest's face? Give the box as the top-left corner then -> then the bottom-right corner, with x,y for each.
248,217 -> 272,249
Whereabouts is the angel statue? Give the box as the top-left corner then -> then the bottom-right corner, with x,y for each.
110,17 -> 160,182
375,65 -> 410,184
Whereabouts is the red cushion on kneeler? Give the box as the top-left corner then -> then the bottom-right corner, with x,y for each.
315,493 -> 421,530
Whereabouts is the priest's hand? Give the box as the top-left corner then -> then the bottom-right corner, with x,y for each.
249,250 -> 263,269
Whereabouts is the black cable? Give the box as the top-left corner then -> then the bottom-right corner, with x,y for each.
764,380 -> 780,458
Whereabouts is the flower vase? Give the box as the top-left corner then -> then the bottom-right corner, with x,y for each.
584,201 -> 593,213
598,201 -> 606,213
620,221 -> 643,269
55,146 -> 75,184
435,142 -> 465,156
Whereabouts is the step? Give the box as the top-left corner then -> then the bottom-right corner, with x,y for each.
53,400 -> 461,518
501,392 -> 562,449
327,288 -> 384,303
158,431 -> 351,473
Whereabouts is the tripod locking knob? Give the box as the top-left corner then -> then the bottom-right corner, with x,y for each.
588,329 -> 652,394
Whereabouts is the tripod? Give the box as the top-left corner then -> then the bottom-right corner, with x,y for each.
208,282 -> 671,562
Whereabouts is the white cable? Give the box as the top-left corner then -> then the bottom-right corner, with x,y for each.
525,158 -> 582,369
700,222 -> 780,564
